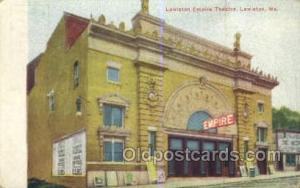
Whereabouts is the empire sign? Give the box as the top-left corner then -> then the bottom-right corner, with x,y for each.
203,114 -> 236,130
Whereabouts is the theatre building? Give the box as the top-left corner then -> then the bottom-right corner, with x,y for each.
27,1 -> 279,187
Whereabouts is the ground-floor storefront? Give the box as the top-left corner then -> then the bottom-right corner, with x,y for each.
275,130 -> 300,172
277,153 -> 300,171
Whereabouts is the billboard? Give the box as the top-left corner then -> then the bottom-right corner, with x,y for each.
52,130 -> 86,176
277,131 -> 300,153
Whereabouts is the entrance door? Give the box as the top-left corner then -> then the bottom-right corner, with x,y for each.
278,153 -> 284,171
257,148 -> 268,174
168,138 -> 184,176
202,141 -> 216,176
186,140 -> 200,176
168,137 -> 233,177
218,142 -> 230,176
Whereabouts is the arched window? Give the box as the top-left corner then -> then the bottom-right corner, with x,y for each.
187,111 -> 217,133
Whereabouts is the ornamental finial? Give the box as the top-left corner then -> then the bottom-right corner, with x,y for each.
141,0 -> 149,14
234,32 -> 241,51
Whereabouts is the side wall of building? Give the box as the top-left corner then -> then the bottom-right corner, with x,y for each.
85,48 -> 140,171
28,16 -> 89,188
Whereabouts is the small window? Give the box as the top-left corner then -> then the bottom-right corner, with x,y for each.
286,154 -> 296,166
47,90 -> 55,112
107,67 -> 120,82
103,104 -> 124,128
76,97 -> 82,113
257,128 -> 267,143
257,102 -> 264,113
103,138 -> 124,162
244,141 -> 249,159
73,61 -> 80,87
148,131 -> 156,156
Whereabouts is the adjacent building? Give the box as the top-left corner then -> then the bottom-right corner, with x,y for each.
27,1 -> 279,187
275,130 -> 300,171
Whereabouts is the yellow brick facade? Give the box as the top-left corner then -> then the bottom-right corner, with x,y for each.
27,8 -> 278,188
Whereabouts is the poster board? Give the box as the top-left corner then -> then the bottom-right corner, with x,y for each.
106,171 -> 118,187
157,169 -> 166,183
255,166 -> 260,176
239,166 -> 248,177
125,172 -> 137,186
268,164 -> 276,174
146,158 -> 158,183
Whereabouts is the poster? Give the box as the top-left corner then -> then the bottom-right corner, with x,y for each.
146,159 -> 158,183
0,0 -> 300,188
239,166 -> 248,177
52,130 -> 86,176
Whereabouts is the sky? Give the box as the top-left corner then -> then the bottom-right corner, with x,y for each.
28,0 -> 300,111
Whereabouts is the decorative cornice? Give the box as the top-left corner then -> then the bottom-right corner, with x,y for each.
132,11 -> 165,26
233,87 -> 255,94
135,60 -> 168,71
88,15 -> 278,90
255,121 -> 269,128
132,12 -> 251,60
97,93 -> 130,117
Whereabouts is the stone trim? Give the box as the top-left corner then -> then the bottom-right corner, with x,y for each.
164,128 -> 234,141
147,126 -> 158,132
106,61 -> 122,69
255,121 -> 269,128
98,127 -> 130,137
255,142 -> 269,148
135,60 -> 168,71
97,94 -> 130,117
97,127 -> 131,145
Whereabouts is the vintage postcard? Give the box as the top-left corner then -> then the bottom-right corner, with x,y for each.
0,0 -> 300,188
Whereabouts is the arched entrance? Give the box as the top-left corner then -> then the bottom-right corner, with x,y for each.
164,80 -> 236,177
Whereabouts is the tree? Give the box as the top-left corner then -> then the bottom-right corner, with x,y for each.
272,106 -> 300,131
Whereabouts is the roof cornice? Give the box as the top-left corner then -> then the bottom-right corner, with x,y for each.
88,18 -> 278,90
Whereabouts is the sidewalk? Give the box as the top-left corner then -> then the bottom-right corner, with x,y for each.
119,171 -> 300,188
